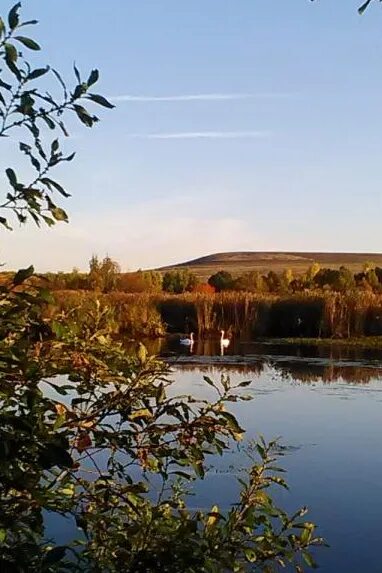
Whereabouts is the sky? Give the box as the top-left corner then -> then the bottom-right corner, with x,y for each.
1,0 -> 382,272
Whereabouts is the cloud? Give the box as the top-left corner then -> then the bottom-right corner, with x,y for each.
0,196 -> 260,272
128,131 -> 271,140
110,93 -> 294,103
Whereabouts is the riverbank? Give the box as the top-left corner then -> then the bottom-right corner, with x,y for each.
265,336 -> 382,349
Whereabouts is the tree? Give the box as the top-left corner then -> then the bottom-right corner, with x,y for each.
234,271 -> 266,292
305,263 -> 320,287
280,268 -> 294,292
89,254 -> 121,293
208,270 -> 234,292
118,270 -> 163,293
163,269 -> 199,294
265,270 -> 281,293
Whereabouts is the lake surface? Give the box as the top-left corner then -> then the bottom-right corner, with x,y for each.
50,338 -> 382,572
156,339 -> 382,573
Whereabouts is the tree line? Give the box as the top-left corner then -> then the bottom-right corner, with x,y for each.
12,255 -> 382,295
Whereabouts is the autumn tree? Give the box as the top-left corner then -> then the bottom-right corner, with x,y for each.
89,254 -> 121,293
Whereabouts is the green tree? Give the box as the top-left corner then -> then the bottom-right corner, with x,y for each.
234,271 -> 266,292
163,269 -> 198,294
208,270 -> 234,292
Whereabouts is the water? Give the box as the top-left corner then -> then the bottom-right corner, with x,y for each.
153,338 -> 382,573
50,337 -> 382,571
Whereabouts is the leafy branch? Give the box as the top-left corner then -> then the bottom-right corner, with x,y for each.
0,2 -> 114,229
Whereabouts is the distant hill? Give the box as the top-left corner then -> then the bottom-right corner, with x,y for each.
158,251 -> 382,280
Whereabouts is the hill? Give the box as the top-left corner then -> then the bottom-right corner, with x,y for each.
158,251 -> 382,280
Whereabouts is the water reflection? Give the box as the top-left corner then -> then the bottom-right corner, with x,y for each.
123,336 -> 382,385
170,364 -> 382,573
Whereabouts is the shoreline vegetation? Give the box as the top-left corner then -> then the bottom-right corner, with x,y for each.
8,255 -> 379,344
43,289 -> 382,345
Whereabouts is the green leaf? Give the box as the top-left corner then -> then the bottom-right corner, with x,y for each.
51,207 -> 68,222
4,43 -> 18,64
41,115 -> 55,130
302,550 -> 318,569
42,215 -> 55,226
73,62 -> 81,83
0,529 -> 6,543
203,375 -> 216,388
0,78 -> 12,90
40,177 -> 70,197
359,0 -> 373,14
87,93 -> 115,109
219,411 -> 243,434
19,19 -> 39,27
13,265 -> 34,285
0,17 -> 5,38
8,3 -> 21,30
51,139 -> 59,153
244,547 -> 257,563
0,217 -> 11,230
87,69 -> 99,86
14,36 -> 41,50
28,66 -> 49,80
73,104 -> 96,127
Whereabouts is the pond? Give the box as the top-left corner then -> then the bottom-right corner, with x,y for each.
159,339 -> 382,573
50,337 -> 382,572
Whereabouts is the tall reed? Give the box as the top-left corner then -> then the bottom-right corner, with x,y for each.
47,290 -> 382,340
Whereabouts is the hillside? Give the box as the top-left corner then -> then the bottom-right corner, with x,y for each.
158,251 -> 382,280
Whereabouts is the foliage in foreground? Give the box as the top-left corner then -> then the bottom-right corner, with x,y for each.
0,4 -> 322,571
0,271 -> 322,572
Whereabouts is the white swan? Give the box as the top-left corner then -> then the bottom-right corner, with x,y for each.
180,332 -> 194,346
220,330 -> 230,348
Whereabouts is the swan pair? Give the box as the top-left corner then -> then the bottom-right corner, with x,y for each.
180,330 -> 230,347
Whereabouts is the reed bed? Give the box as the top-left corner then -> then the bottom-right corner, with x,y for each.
48,290 -> 382,340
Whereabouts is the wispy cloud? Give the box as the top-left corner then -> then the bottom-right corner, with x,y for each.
110,93 -> 293,103
128,131 -> 271,140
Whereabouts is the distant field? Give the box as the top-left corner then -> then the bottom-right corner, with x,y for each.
158,251 -> 382,280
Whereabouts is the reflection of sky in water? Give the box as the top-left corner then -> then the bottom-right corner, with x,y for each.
46,351 -> 382,573
170,364 -> 382,573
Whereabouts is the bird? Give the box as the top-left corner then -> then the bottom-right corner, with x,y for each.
220,330 -> 230,348
180,332 -> 194,346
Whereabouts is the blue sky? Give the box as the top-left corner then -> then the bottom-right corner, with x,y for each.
2,0 -> 382,271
